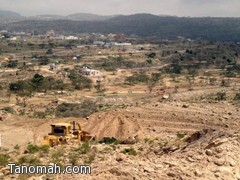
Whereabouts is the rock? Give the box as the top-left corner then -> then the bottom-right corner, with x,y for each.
214,159 -> 225,166
223,116 -> 229,120
143,167 -> 154,173
214,172 -> 220,177
167,172 -> 176,177
228,159 -> 236,167
194,169 -> 203,177
155,164 -> 163,169
224,124 -> 229,128
186,157 -> 195,162
215,147 -> 223,154
206,149 -> 214,156
116,157 -> 123,162
182,104 -> 189,108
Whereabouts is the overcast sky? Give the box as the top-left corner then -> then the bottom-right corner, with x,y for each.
0,0 -> 239,17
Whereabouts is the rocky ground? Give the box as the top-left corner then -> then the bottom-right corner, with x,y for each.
0,84 -> 239,180
0,95 -> 239,180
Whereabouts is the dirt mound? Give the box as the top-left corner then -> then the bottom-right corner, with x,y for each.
83,111 -> 141,141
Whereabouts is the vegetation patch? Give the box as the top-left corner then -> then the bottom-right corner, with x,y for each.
99,137 -> 122,145
121,148 -> 137,156
56,100 -> 98,118
0,154 -> 10,166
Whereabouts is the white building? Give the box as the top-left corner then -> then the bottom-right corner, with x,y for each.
65,36 -> 78,40
79,67 -> 101,77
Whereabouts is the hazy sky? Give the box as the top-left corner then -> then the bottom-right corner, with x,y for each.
0,0 -> 239,17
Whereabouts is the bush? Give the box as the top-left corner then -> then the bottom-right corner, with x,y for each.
99,137 -> 121,145
147,52 -> 156,58
27,144 -> 40,153
18,155 -> 40,165
121,148 -> 137,156
84,154 -> 95,164
40,145 -> 50,153
234,93 -> 240,100
7,60 -> 18,68
68,70 -> 92,90
75,142 -> 90,154
14,144 -> 20,150
0,154 -> 10,166
216,92 -> 226,101
177,132 -> 186,139
2,107 -> 14,114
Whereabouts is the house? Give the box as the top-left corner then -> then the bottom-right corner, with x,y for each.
79,67 -> 101,77
112,42 -> 132,46
65,36 -> 78,40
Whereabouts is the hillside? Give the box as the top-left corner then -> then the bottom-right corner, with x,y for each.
66,13 -> 116,21
2,14 -> 240,42
0,10 -> 116,24
0,10 -> 24,24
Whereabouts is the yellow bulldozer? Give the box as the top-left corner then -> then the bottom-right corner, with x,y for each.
43,121 -> 94,146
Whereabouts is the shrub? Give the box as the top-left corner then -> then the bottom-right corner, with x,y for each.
177,132 -> 186,139
40,145 -> 50,153
2,107 -> 14,114
84,154 -> 95,164
77,142 -> 92,153
234,93 -> 240,100
75,142 -> 90,154
216,92 -> 226,101
14,144 -> 20,150
18,155 -> 40,165
147,52 -> 156,58
68,70 -> 92,90
0,154 -> 10,166
121,148 -> 137,156
99,137 -> 121,145
27,144 -> 40,153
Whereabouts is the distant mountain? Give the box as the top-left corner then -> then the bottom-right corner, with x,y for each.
1,13 -> 240,42
28,15 -> 66,21
0,10 -> 117,23
28,13 -> 115,21
0,10 -> 24,24
66,13 -> 116,21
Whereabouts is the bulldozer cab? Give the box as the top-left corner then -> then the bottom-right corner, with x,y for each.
42,121 -> 94,146
50,123 -> 71,136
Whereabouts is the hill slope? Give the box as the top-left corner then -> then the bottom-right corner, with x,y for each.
3,14 -> 240,41
0,10 -> 24,24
